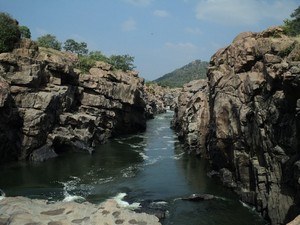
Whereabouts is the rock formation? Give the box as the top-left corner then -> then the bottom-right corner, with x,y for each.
144,83 -> 179,119
172,79 -> 209,155
173,27 -> 300,224
0,39 -> 147,163
0,197 -> 161,225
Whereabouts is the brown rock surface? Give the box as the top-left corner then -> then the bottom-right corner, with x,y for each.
172,79 -> 209,155
144,83 -> 180,119
0,197 -> 161,225
0,39 -> 147,162
173,27 -> 300,224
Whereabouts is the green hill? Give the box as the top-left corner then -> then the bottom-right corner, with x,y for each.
154,60 -> 209,88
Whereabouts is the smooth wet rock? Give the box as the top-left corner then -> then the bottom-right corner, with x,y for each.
181,194 -> 215,201
134,200 -> 168,221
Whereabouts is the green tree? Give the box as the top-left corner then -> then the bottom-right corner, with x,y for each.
284,6 -> 300,36
109,54 -> 135,71
63,39 -> 88,55
77,51 -> 109,73
36,34 -> 61,50
19,25 -> 31,39
89,51 -> 108,62
0,12 -> 21,53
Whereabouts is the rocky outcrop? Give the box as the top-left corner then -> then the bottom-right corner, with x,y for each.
173,27 -> 300,224
0,197 -> 161,225
0,39 -> 146,163
144,83 -> 179,119
172,79 -> 209,155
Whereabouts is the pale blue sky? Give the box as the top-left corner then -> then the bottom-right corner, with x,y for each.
0,0 -> 298,80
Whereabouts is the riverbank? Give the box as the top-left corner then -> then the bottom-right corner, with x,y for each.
0,196 -> 161,225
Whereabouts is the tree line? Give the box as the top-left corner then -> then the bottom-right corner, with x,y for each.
0,12 -> 136,72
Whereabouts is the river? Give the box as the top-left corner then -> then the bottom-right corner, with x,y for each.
0,111 -> 266,225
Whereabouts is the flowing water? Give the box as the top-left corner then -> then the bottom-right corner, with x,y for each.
0,111 -> 266,225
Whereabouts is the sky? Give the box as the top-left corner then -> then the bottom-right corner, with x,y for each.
0,0 -> 298,80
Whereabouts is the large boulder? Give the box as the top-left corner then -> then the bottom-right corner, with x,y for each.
174,27 -> 300,224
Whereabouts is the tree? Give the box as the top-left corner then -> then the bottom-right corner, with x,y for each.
36,34 -> 61,50
109,54 -> 135,71
284,6 -> 300,36
19,26 -> 31,39
77,51 -> 109,73
89,51 -> 108,62
0,12 -> 21,53
63,39 -> 88,55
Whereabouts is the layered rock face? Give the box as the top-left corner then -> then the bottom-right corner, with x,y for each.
144,83 -> 179,119
0,39 -> 146,163
173,27 -> 300,224
172,79 -> 209,155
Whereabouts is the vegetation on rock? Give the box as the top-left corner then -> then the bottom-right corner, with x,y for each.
154,60 -> 208,88
19,25 -> 31,39
63,39 -> 88,55
283,6 -> 300,36
78,52 -> 135,73
0,12 -> 21,53
36,34 -> 62,50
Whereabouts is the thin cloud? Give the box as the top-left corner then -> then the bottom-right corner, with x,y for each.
123,0 -> 153,6
185,27 -> 202,35
153,10 -> 170,18
195,0 -> 298,26
122,18 -> 137,31
165,42 -> 198,52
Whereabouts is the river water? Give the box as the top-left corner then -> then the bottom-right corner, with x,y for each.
0,111 -> 266,225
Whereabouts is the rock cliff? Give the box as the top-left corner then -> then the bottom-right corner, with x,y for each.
173,27 -> 300,224
144,83 -> 180,119
0,39 -> 147,163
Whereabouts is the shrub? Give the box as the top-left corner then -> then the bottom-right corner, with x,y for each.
19,26 -> 31,39
36,34 -> 61,50
0,12 -> 21,53
283,6 -> 300,36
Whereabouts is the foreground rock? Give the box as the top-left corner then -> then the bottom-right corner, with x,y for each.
0,197 -> 161,225
173,27 -> 300,224
0,39 -> 146,163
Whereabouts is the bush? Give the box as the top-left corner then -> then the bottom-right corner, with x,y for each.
36,34 -> 61,50
109,54 -> 135,71
0,12 -> 21,53
19,26 -> 31,39
63,39 -> 88,55
78,55 -> 96,73
77,51 -> 136,73
283,6 -> 300,36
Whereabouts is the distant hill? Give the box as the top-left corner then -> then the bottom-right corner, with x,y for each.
154,60 -> 209,88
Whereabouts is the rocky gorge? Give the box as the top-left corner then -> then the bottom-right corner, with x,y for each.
173,27 -> 300,224
0,39 -> 175,164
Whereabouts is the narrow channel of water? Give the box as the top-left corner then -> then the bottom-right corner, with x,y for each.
0,111 -> 266,225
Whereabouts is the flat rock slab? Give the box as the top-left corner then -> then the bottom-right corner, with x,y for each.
0,197 -> 161,225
